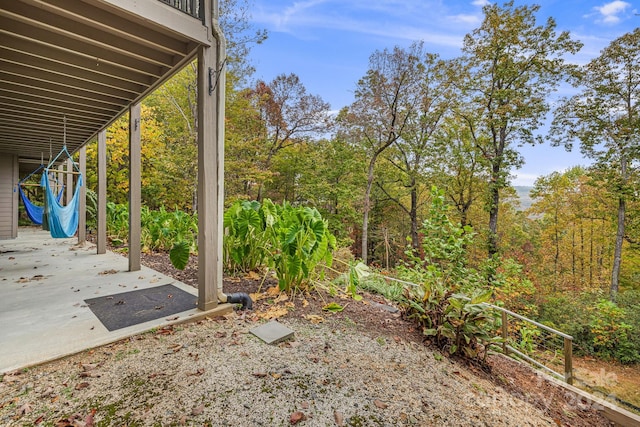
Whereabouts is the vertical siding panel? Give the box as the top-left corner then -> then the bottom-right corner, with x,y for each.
0,153 -> 18,239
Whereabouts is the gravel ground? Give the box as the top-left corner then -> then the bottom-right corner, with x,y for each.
1,311 -> 562,427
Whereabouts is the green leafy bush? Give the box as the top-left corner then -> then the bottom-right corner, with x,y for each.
141,206 -> 197,252
223,200 -> 268,273
537,291 -> 640,364
403,282 -> 500,359
106,202 -> 129,242
261,199 -> 336,292
223,199 -> 337,292
396,187 -> 500,360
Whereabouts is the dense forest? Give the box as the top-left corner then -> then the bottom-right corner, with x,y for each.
77,1 -> 639,367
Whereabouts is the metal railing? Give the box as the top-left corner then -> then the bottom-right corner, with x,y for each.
495,305 -> 573,384
157,0 -> 203,21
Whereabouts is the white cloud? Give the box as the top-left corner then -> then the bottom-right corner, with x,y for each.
448,13 -> 482,25
252,1 -> 469,50
594,0 -> 631,24
471,0 -> 489,6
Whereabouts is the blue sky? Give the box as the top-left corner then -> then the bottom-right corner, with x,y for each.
247,0 -> 639,186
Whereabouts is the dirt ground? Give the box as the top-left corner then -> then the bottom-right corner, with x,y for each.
138,252 -> 614,427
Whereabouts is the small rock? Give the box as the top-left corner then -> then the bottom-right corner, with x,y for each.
373,399 -> 388,409
290,411 -> 305,424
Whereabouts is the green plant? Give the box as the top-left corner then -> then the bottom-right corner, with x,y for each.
141,206 -> 197,252
106,202 -> 129,241
169,241 -> 191,270
514,324 -> 541,355
404,282 -> 500,360
223,200 -> 268,273
261,199 -> 336,292
398,188 -> 500,361
589,299 -> 639,364
397,187 -> 480,292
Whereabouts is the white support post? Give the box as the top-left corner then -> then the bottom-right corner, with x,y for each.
78,146 -> 86,245
128,104 -> 141,271
196,0 -> 225,311
97,129 -> 107,255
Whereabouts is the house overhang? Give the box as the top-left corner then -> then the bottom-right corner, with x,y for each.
0,0 -> 211,174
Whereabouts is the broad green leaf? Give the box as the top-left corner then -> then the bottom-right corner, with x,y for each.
470,289 -> 493,305
322,302 -> 344,312
169,241 -> 191,270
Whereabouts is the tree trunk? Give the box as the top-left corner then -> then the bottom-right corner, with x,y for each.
487,172 -> 500,258
361,156 -> 377,264
610,195 -> 625,301
410,178 -> 419,250
611,154 -> 629,302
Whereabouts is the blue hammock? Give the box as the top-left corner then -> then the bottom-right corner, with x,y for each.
41,146 -> 83,238
17,165 -> 64,225
18,184 -> 64,225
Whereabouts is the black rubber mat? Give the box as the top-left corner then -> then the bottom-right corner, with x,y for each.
85,284 -> 197,331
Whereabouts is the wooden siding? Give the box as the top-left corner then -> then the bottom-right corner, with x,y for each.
0,153 -> 18,239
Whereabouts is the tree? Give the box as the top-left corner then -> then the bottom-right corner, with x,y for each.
551,28 -> 640,301
219,0 -> 268,84
249,73 -> 331,200
457,1 -> 582,259
340,42 -> 429,263
378,49 -> 453,250
433,116 -> 489,229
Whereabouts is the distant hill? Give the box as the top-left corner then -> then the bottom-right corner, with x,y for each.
513,186 -> 534,211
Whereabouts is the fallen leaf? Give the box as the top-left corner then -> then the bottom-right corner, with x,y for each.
252,372 -> 268,378
334,410 -> 344,426
34,414 -> 45,424
85,408 -> 97,427
191,404 -> 205,416
165,315 -> 180,321
168,343 -> 183,352
246,271 -> 261,280
274,293 -> 289,303
75,382 -> 90,390
322,302 -> 344,313
289,411 -> 305,424
99,269 -> 118,275
373,399 -> 388,409
188,368 -> 205,376
257,306 -> 289,320
266,286 -> 280,296
304,314 -> 324,324
17,402 -> 32,415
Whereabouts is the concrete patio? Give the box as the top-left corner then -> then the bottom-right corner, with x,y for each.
0,227 -> 230,374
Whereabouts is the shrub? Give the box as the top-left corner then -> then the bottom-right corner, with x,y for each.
223,200 -> 268,273
261,199 -> 336,292
223,199 -> 337,292
403,282 -> 500,360
397,187 -> 500,361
